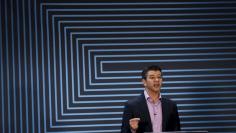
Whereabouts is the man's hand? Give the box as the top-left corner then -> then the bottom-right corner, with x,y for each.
129,118 -> 140,131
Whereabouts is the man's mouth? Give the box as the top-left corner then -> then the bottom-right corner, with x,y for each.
154,84 -> 159,87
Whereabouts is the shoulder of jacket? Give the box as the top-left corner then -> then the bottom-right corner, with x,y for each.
162,97 -> 177,105
126,94 -> 144,105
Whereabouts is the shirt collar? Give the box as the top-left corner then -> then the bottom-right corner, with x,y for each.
144,89 -> 161,102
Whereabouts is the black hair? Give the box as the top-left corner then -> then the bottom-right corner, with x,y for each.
141,65 -> 162,79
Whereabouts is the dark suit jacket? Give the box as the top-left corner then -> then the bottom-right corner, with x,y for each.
121,93 -> 181,133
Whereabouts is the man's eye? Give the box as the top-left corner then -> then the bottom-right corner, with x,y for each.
149,76 -> 162,79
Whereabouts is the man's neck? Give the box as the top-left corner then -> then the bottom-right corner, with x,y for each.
146,89 -> 160,102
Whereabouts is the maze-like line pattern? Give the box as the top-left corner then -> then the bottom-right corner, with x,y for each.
1,1 -> 236,133
41,2 -> 236,132
42,3 -> 138,132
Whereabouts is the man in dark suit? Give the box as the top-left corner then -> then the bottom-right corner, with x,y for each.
121,65 -> 181,133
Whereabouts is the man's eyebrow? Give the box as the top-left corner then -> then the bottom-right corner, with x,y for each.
148,74 -> 161,76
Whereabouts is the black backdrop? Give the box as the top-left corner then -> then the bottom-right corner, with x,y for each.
1,0 -> 236,133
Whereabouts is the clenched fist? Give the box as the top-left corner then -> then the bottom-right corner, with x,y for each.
129,118 -> 140,131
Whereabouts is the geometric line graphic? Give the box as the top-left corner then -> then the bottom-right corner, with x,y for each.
1,1 -> 236,133
42,2 -> 236,132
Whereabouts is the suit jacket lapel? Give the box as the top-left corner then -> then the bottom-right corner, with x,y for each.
139,93 -> 152,131
161,98 -> 168,131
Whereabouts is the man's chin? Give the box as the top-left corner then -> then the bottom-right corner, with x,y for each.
153,88 -> 161,93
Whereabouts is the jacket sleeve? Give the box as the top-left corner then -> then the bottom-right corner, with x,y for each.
121,102 -> 133,133
163,99 -> 181,131
172,102 -> 181,131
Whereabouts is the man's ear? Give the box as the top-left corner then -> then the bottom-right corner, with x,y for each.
142,79 -> 146,86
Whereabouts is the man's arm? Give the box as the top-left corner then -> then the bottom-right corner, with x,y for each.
121,102 -> 133,133
172,103 -> 181,131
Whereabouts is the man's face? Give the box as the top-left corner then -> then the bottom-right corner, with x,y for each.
142,70 -> 163,93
